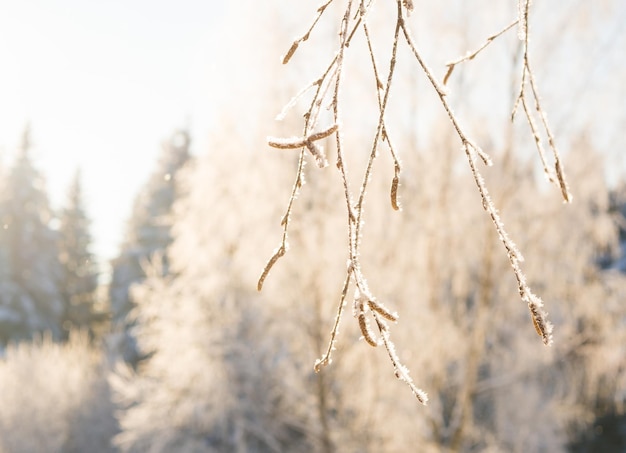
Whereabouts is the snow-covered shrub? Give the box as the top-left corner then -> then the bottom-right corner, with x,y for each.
0,331 -> 117,453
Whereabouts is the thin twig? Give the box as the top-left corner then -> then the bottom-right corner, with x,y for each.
513,0 -> 572,202
313,0 -> 359,371
314,266 -> 353,371
262,0 -> 566,406
282,0 -> 336,64
399,1 -> 552,344
399,7 -> 493,167
444,19 -> 519,86
362,13 -> 403,210
374,312 -> 428,404
526,69 -> 572,202
353,1 -> 402,261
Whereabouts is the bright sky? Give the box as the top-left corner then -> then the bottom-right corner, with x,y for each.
1,0 -> 625,277
0,0 -> 225,269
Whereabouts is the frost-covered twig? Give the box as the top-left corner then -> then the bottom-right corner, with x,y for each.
259,0 -> 568,403
268,124 -> 338,168
444,19 -> 518,86
513,0 -> 572,202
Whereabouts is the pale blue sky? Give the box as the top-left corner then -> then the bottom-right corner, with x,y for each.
0,0 -> 225,267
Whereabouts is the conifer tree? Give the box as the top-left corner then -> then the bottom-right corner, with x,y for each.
0,126 -> 64,343
108,130 -> 191,360
0,156 -> 20,340
58,169 -> 101,337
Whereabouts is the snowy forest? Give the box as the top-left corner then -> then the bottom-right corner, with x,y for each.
1,1 -> 626,452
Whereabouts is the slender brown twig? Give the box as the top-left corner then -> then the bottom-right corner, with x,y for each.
399,0 -> 555,344
444,19 -> 519,86
260,0 -> 568,404
282,0 -> 336,65
513,0 -> 572,202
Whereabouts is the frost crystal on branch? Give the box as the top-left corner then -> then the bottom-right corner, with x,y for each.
258,0 -> 570,404
267,124 -> 338,168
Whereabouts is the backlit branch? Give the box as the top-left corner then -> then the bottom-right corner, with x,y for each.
444,19 -> 519,86
513,0 -> 572,202
259,0 -> 569,403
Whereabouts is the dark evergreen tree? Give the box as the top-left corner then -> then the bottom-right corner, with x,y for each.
0,126 -> 64,343
58,169 -> 101,337
0,155 -> 20,340
108,130 -> 191,361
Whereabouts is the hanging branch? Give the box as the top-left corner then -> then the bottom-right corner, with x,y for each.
282,0 -> 336,65
259,0 -> 569,403
513,0 -> 572,202
443,19 -> 519,86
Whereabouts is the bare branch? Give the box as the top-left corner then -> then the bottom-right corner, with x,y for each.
513,0 -> 572,202
444,19 -> 518,86
282,0 -> 336,64
261,0 -> 570,404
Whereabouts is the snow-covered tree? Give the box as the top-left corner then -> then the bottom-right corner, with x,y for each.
0,331 -> 118,453
108,129 -> 191,361
111,140 -> 314,452
0,126 -> 64,343
58,169 -> 101,337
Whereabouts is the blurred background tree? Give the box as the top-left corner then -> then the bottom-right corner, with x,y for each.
0,126 -> 64,342
108,129 -> 191,364
58,169 -> 103,337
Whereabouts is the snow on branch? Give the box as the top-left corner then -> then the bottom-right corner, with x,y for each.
259,0 -> 570,403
